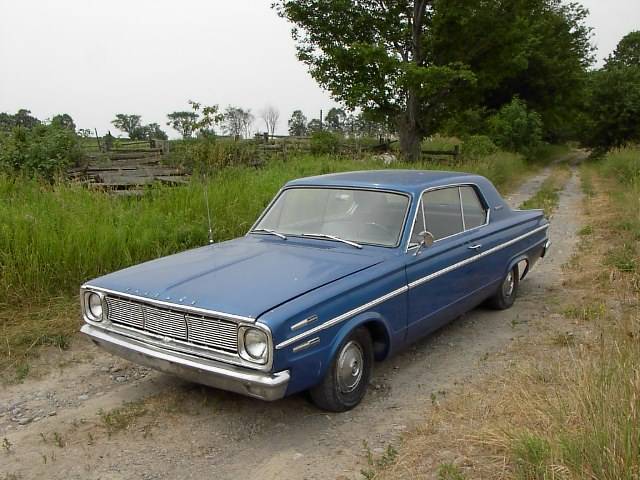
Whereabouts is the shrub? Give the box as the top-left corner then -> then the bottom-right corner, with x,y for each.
488,98 -> 543,156
461,135 -> 498,159
309,131 -> 342,154
0,124 -> 81,179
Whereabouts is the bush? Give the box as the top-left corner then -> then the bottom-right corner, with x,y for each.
310,131 -> 342,154
488,98 -> 543,156
461,135 -> 498,159
166,138 -> 259,172
0,124 -> 81,179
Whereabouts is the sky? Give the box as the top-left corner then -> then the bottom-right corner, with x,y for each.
0,0 -> 638,138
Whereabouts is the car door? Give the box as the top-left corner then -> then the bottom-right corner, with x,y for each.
405,186 -> 470,339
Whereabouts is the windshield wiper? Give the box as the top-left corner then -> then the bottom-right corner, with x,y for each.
251,228 -> 287,240
301,233 -> 363,249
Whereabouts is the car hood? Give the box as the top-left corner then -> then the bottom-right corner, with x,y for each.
87,236 -> 384,320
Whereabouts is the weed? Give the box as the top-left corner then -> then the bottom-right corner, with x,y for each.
551,331 -> 576,347
361,441 -> 398,479
99,401 -> 148,435
563,302 -> 605,322
512,433 -> 551,479
2,437 -> 12,453
437,462 -> 466,480
52,432 -> 64,448
578,224 -> 593,236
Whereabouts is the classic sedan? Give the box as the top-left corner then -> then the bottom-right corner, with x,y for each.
80,170 -> 550,411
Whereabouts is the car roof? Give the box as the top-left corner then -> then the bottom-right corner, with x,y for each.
284,170 -> 483,195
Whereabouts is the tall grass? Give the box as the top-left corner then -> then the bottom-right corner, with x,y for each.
1,152 -> 530,306
506,148 -> 640,479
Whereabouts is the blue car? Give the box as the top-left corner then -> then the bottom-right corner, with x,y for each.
80,170 -> 550,411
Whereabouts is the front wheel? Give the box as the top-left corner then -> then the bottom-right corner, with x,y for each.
488,265 -> 519,310
309,327 -> 373,412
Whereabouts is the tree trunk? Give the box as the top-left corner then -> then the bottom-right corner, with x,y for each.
397,119 -> 422,162
397,90 -> 423,162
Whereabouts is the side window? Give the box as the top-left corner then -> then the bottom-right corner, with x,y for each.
423,187 -> 464,241
460,186 -> 487,229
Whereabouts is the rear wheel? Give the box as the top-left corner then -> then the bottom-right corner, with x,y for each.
488,265 -> 519,310
309,327 -> 373,412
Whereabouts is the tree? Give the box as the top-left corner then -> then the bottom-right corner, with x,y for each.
223,106 -> 254,138
307,118 -> 322,133
167,101 -> 223,139
111,114 -> 142,138
275,0 -> 593,157
51,114 -> 76,131
259,105 -> 280,136
325,107 -> 346,133
430,0 -> 593,142
584,32 -> 640,151
288,110 -> 308,136
605,31 -> 640,68
275,1 -> 475,160
140,123 -> 168,140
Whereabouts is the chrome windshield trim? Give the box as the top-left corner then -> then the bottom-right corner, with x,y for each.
248,185 -> 413,249
404,183 -> 491,253
277,224 -> 548,350
81,285 -> 255,324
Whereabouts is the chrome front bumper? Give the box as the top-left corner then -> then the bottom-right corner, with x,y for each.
541,239 -> 552,258
81,324 -> 290,401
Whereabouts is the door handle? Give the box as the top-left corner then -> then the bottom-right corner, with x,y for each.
468,243 -> 482,250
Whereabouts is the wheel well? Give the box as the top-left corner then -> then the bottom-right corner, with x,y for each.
361,320 -> 390,361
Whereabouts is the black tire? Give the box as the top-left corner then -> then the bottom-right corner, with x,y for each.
309,327 -> 373,412
488,265 -> 519,310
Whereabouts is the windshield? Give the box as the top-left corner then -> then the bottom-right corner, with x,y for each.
253,188 -> 410,247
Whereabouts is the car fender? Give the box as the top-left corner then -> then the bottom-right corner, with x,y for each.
318,310 -> 393,379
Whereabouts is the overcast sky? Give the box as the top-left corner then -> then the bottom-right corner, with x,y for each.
0,0 -> 638,137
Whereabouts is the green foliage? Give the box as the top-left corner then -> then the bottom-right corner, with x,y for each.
222,106 -> 254,138
275,0 -> 476,160
584,66 -> 640,151
437,462 -> 467,480
0,123 -> 81,179
461,135 -> 498,159
309,131 -> 341,154
0,109 -> 40,131
167,101 -> 223,139
111,114 -> 142,138
288,110 -> 308,136
605,30 -> 640,68
488,98 -> 543,156
50,114 -> 76,132
431,0 -> 593,142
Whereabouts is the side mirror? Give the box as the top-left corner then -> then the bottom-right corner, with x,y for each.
414,231 -> 434,256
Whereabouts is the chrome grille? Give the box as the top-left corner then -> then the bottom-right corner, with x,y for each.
105,296 -> 238,353
106,297 -> 144,329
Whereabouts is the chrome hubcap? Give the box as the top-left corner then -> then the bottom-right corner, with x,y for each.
503,271 -> 515,297
337,341 -> 364,393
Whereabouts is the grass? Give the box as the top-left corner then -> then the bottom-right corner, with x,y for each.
99,401 -> 148,435
520,165 -> 570,216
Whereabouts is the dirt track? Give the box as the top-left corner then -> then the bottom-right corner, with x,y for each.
1,158 -> 585,480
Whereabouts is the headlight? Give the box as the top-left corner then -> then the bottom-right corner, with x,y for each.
241,328 -> 269,363
85,292 -> 104,321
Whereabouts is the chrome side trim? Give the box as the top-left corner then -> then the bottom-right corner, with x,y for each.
81,285 -> 255,324
408,224 -> 549,289
276,285 -> 409,350
291,315 -> 318,331
292,337 -> 320,352
277,224 -> 549,350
